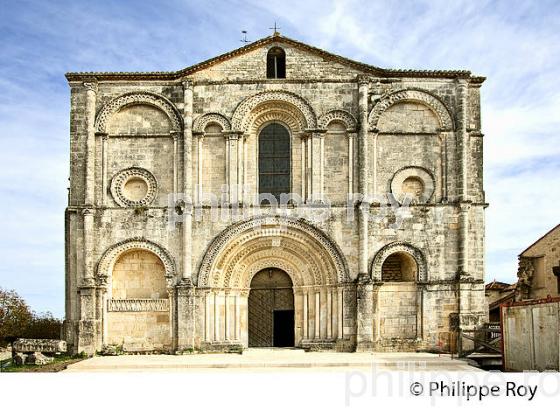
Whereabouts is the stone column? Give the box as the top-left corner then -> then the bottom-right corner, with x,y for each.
225,133 -> 240,204
306,133 -> 312,202
195,133 -> 204,204
357,77 -> 370,276
299,134 -> 308,200
320,132 -> 325,201
171,130 -> 180,194
237,133 -> 244,204
309,130 -> 326,202
355,274 -> 374,351
175,80 -> 196,351
181,80 -> 194,281
303,290 -> 309,339
314,291 -> 320,339
347,131 -> 356,195
78,80 -> 100,354
99,133 -> 109,206
457,80 -> 470,279
371,130 -> 379,197
326,289 -> 332,339
176,283 -> 195,350
337,287 -> 344,339
83,81 -> 97,206
77,208 -> 99,354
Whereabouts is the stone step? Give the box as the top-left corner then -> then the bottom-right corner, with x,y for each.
242,348 -> 306,356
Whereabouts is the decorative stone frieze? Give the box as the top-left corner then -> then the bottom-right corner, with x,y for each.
107,298 -> 170,312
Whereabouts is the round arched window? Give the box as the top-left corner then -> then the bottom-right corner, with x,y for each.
267,47 -> 286,78
258,123 -> 291,201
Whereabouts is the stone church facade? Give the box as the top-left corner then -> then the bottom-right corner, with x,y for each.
64,34 -> 487,355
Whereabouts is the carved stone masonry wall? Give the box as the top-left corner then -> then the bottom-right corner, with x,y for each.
64,34 -> 487,355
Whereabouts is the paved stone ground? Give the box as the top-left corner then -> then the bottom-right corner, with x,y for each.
64,349 -> 482,372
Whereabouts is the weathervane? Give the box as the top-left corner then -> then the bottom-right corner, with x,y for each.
269,21 -> 281,36
240,30 -> 250,44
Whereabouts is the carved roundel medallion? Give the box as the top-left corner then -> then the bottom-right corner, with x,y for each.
390,166 -> 435,204
110,167 -> 158,207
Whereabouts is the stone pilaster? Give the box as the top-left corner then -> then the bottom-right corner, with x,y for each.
355,274 -> 374,351
182,80 -> 193,281
83,81 -> 97,206
176,281 -> 196,351
76,283 -> 98,355
357,77 -> 369,275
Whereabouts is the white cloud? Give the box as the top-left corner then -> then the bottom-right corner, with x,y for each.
1,0 -> 559,314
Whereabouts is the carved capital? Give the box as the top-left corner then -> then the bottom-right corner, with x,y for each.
357,75 -> 370,86
83,81 -> 98,93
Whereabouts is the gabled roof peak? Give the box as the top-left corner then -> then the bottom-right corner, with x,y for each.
66,34 -> 484,83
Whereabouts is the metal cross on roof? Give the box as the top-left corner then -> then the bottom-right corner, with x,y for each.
269,21 -> 281,36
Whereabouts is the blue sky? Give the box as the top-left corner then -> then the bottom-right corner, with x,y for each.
1,0 -> 559,317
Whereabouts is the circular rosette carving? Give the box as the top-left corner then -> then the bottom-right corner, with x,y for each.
390,166 -> 435,204
110,167 -> 158,207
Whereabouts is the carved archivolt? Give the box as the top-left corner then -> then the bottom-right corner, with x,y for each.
368,89 -> 453,131
97,238 -> 177,286
371,242 -> 427,282
197,216 -> 349,287
318,109 -> 357,130
248,102 -> 307,133
231,90 -> 317,132
96,91 -> 183,133
193,112 -> 231,133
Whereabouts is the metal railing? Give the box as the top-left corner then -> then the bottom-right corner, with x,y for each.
457,322 -> 502,358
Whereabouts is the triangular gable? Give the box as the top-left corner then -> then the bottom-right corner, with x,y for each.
66,33 -> 483,82
520,223 -> 560,256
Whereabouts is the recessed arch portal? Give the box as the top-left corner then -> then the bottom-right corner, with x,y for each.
197,216 -> 349,288
197,216 -> 349,348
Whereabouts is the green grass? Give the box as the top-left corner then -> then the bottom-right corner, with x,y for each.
0,354 -> 85,373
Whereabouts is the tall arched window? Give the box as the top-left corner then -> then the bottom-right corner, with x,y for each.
259,123 -> 290,201
267,47 -> 286,78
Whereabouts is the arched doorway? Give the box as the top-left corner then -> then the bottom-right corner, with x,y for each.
248,268 -> 294,347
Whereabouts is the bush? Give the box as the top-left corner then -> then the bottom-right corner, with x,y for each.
0,288 -> 62,345
22,312 -> 62,340
0,288 -> 33,346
